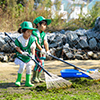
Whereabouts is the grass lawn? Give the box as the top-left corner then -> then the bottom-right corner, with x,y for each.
0,78 -> 100,100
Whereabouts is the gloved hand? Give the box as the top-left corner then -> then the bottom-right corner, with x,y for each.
31,55 -> 35,60
46,51 -> 51,55
22,51 -> 29,56
40,49 -> 46,54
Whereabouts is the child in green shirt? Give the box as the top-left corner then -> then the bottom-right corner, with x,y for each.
14,21 -> 37,87
31,16 -> 51,83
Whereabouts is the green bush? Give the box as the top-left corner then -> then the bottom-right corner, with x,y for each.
0,0 -> 66,32
0,0 -> 100,32
66,1 -> 100,30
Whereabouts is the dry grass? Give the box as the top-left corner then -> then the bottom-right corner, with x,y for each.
0,0 -> 66,32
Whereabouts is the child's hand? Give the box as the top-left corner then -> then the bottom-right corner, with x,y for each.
41,49 -> 46,54
22,51 -> 29,56
31,55 -> 35,59
46,51 -> 51,55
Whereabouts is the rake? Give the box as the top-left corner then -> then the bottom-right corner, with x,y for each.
4,32 -> 51,77
47,53 -> 100,81
4,32 -> 72,89
45,72 -> 72,89
36,49 -> 100,80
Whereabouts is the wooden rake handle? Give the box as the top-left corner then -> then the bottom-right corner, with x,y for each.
4,32 -> 52,77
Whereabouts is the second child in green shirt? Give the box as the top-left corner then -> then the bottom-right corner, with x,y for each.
31,16 -> 51,83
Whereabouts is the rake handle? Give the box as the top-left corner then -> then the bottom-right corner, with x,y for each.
48,54 -> 86,72
4,32 -> 15,43
36,49 -> 87,72
4,32 -> 52,77
27,54 -> 52,77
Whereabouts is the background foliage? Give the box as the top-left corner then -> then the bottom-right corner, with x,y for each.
0,0 -> 100,32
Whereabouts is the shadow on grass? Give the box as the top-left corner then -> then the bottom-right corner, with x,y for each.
30,82 -> 47,92
0,82 -> 25,89
0,81 -> 47,92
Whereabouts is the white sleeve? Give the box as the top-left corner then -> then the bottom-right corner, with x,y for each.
30,41 -> 36,49
44,34 -> 47,42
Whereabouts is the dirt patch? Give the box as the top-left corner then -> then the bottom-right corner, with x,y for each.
44,60 -> 100,75
0,60 -> 100,81
0,60 -> 100,94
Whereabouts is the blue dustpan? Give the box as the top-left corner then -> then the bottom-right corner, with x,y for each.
60,69 -> 96,78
